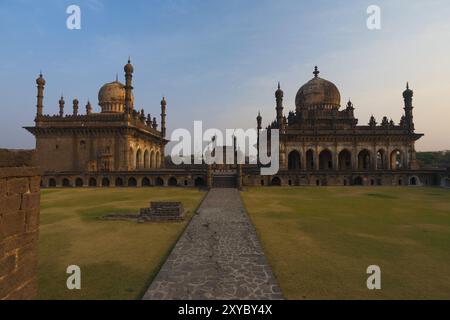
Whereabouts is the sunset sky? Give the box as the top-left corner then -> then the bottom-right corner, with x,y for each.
0,0 -> 449,151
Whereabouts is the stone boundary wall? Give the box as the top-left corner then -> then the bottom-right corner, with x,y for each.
0,149 -> 40,300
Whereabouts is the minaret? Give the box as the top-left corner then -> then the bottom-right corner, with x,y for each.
73,98 -> 79,116
59,95 -> 65,117
256,111 -> 262,162
124,57 -> 134,113
403,82 -> 414,131
275,82 -> 284,129
86,100 -> 92,115
160,97 -> 167,138
36,73 -> 45,117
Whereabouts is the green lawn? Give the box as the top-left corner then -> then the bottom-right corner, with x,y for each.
241,187 -> 450,300
38,188 -> 206,300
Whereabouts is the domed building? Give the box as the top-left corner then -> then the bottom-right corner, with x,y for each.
247,66 -> 431,187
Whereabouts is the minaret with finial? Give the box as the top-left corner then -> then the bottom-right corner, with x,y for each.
72,98 -> 79,116
59,95 -> 65,117
124,57 -> 134,113
256,111 -> 262,162
36,72 -> 46,117
275,82 -> 284,129
403,82 -> 414,131
160,96 -> 167,138
86,100 -> 92,115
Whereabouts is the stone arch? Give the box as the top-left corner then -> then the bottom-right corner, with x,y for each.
288,150 -> 301,170
358,149 -> 372,170
115,177 -> 124,187
102,177 -> 110,187
75,178 -> 83,187
390,149 -> 404,170
270,177 -> 281,186
150,150 -> 155,168
62,178 -> 71,187
142,177 -> 151,187
377,149 -> 387,170
195,177 -> 206,187
136,149 -> 142,169
128,177 -> 137,187
89,177 -> 97,187
338,149 -> 352,170
168,177 -> 178,186
306,149 -> 315,170
319,149 -> 333,170
409,176 -> 420,186
353,176 -> 363,186
155,177 -> 164,186
144,150 -> 149,169
49,178 -> 57,187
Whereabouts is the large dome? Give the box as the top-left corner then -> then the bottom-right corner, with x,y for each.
98,80 -> 134,113
295,68 -> 341,110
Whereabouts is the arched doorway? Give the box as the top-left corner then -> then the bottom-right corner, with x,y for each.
49,178 -> 57,187
150,151 -> 155,168
155,177 -> 164,186
168,177 -> 178,186
75,178 -> 83,187
288,150 -> 301,170
194,177 -> 206,187
128,177 -> 137,187
319,150 -> 333,170
390,149 -> 403,170
144,150 -> 149,169
271,177 -> 281,186
354,176 -> 363,186
102,177 -> 110,187
358,150 -> 371,170
338,149 -> 352,170
136,149 -> 142,169
115,177 -> 124,187
89,178 -> 97,187
62,178 -> 71,187
306,149 -> 315,170
377,149 -> 387,170
142,177 -> 151,187
410,176 -> 419,186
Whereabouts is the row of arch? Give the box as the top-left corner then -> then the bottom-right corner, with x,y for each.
287,148 -> 406,171
47,176 -> 206,188
130,148 -> 162,170
266,175 -> 420,186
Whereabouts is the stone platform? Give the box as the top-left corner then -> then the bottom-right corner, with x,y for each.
142,188 -> 283,300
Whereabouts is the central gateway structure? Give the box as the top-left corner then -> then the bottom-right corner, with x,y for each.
25,62 -> 446,187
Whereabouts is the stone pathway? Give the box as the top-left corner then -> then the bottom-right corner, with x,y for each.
142,188 -> 283,300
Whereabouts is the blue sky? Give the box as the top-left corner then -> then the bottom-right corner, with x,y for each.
0,0 -> 449,150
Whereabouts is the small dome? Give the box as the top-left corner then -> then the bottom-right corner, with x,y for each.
98,80 -> 133,113
36,73 -> 45,86
295,68 -> 341,110
403,82 -> 413,99
124,58 -> 134,73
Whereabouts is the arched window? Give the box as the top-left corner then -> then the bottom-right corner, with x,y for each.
150,151 -> 155,168
338,149 -> 352,170
377,149 -> 386,170
62,178 -> 71,187
144,150 -> 149,169
288,150 -> 301,170
89,178 -> 97,187
136,149 -> 142,169
319,150 -> 333,170
358,149 -> 371,170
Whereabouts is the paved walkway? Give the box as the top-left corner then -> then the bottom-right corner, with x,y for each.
142,188 -> 283,300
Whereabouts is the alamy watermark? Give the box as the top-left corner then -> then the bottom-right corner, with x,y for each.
170,121 -> 279,175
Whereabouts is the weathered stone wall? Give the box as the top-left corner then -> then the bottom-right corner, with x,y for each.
0,149 -> 40,300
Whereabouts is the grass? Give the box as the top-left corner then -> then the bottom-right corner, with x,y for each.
38,187 -> 206,300
240,187 -> 450,300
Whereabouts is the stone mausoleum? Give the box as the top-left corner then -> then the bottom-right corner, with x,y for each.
24,61 -> 447,188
